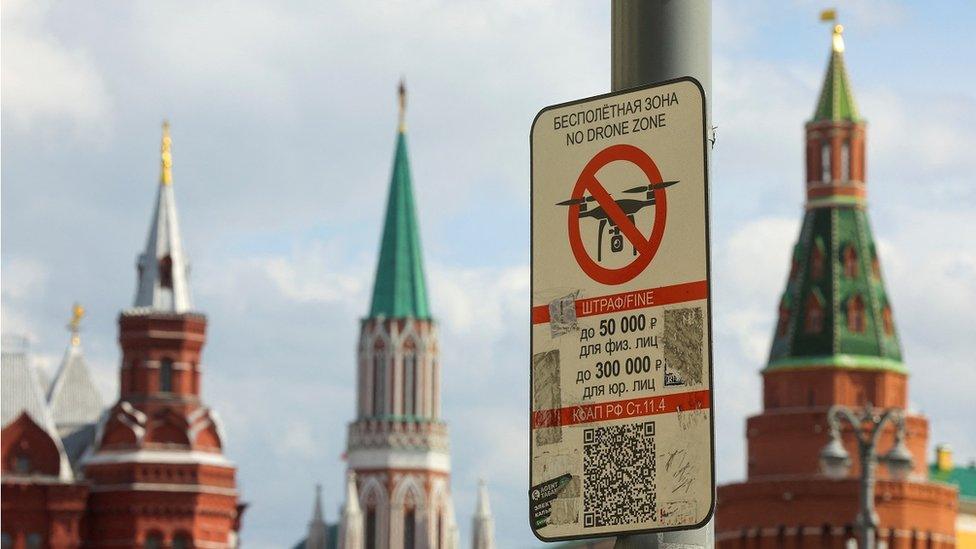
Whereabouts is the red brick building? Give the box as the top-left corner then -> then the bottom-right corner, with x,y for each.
715,24 -> 958,549
1,123 -> 244,548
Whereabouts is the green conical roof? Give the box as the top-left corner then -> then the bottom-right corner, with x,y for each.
368,129 -> 431,319
766,207 -> 903,373
812,25 -> 861,122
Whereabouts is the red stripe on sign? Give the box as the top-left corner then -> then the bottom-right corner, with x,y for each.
531,280 -> 707,325
531,389 -> 710,429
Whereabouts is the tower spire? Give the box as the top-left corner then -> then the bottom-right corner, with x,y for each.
306,483 -> 328,549
813,10 -> 859,122
767,13 -> 901,373
337,472 -> 363,549
368,83 -> 430,319
471,479 -> 495,549
134,121 -> 193,312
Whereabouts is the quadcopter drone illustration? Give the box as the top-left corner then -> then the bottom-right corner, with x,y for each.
556,180 -> 679,262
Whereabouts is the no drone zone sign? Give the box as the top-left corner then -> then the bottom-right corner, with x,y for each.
529,78 -> 715,541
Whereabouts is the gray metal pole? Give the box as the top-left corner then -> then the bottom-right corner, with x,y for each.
611,1 -> 713,548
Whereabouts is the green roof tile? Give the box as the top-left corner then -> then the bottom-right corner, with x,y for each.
368,130 -> 431,319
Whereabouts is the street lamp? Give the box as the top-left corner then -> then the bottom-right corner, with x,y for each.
819,404 -> 913,549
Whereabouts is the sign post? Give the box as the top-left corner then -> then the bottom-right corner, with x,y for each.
530,78 -> 714,542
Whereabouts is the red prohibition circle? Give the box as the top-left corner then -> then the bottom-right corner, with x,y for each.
567,144 -> 668,285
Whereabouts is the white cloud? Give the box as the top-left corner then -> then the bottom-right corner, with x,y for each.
1,0 -> 112,136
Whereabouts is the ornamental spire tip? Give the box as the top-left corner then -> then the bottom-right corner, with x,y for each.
398,78 -> 407,133
68,302 -> 84,347
820,9 -> 845,52
160,120 -> 173,186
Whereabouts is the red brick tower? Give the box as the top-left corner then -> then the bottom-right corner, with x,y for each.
83,123 -> 243,548
715,23 -> 958,549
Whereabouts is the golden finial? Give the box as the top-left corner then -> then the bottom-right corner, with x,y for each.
68,302 -> 85,346
820,9 -> 845,53
160,120 -> 173,186
397,78 -> 407,133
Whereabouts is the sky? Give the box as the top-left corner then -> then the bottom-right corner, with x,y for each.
2,1 -> 975,547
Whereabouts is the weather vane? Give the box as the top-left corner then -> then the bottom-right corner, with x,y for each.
820,8 -> 845,52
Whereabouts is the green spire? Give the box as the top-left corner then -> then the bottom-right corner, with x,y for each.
368,83 -> 431,319
812,24 -> 861,122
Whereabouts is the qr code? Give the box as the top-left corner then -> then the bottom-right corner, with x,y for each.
582,422 -> 656,528
664,307 -> 704,385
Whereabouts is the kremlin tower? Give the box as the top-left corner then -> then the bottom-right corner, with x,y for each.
340,82 -> 459,549
715,21 -> 958,548
83,123 -> 244,548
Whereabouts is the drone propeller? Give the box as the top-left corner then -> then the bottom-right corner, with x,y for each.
623,180 -> 680,194
555,196 -> 599,206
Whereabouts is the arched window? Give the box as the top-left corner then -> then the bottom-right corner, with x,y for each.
805,294 -> 824,334
847,295 -> 866,333
872,252 -> 881,279
144,533 -> 162,549
372,354 -> 385,417
810,244 -> 825,280
882,305 -> 894,335
160,359 -> 173,393
26,534 -> 42,549
403,507 -> 416,549
403,352 -> 416,417
841,140 -> 850,181
365,507 -> 377,549
821,142 -> 831,182
159,255 -> 174,289
843,245 -> 858,278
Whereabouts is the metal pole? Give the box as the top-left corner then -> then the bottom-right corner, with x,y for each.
611,1 -> 712,547
858,440 -> 878,549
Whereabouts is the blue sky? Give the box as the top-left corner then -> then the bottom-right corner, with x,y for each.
3,1 -> 975,547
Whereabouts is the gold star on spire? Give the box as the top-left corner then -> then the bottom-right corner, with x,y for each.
398,78 -> 407,133
68,302 -> 85,346
160,120 -> 173,186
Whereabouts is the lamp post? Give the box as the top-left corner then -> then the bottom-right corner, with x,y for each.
819,404 -> 915,549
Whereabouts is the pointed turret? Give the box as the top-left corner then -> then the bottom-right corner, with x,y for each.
768,16 -> 902,373
812,22 -> 860,123
337,472 -> 363,549
1,334 -> 74,481
368,80 -> 431,319
305,484 -> 328,549
46,303 -> 103,468
133,121 -> 193,313
471,480 -> 495,549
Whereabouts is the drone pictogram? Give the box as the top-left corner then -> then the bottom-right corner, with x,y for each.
556,180 -> 679,262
